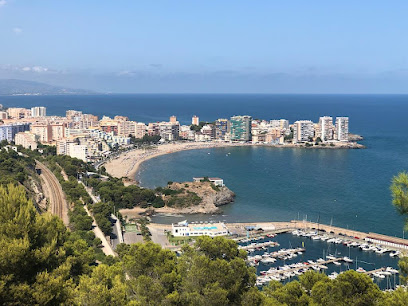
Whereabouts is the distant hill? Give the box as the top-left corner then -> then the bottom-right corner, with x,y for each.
0,79 -> 96,95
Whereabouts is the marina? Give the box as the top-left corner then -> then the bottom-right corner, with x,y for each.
239,232 -> 402,290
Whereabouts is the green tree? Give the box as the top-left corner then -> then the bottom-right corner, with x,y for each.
391,172 -> 408,283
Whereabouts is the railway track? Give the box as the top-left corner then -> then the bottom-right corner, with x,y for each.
36,160 -> 69,225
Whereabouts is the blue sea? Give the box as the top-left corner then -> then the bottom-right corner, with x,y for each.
2,94 -> 408,237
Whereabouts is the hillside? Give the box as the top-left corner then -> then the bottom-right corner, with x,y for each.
0,79 -> 95,95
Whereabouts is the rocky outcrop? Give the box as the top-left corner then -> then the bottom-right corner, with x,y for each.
157,181 -> 235,214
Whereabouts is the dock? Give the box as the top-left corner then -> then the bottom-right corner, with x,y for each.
239,241 -> 279,251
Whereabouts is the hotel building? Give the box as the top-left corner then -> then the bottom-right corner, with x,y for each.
230,115 -> 252,142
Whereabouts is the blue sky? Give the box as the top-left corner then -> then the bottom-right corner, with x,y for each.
1,1 -> 408,93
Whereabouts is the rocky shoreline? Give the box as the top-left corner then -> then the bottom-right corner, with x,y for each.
120,181 -> 236,218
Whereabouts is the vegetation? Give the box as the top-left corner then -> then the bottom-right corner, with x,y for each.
1,179 -> 408,305
391,172 -> 408,283
129,134 -> 161,145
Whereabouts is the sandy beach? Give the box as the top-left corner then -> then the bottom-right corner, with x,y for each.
104,141 -> 364,181
104,141 -> 242,180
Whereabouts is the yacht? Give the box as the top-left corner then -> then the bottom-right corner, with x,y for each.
356,267 -> 366,273
390,251 -> 401,257
343,256 -> 353,263
333,261 -> 341,266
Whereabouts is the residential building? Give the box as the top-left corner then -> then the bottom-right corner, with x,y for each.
66,110 -> 83,120
56,139 -> 88,161
0,111 -> 8,120
15,131 -> 39,149
0,123 -> 31,142
117,120 -> 136,137
215,118 -> 229,140
147,123 -> 160,136
335,117 -> 349,141
30,123 -> 53,143
318,116 -> 334,141
51,123 -> 66,141
230,115 -> 252,142
31,106 -> 46,117
68,143 -> 88,161
100,116 -> 118,135
135,122 -> 147,138
270,119 -> 289,130
170,115 -> 177,124
293,120 -> 315,143
7,108 -> 31,119
192,115 -> 199,126
159,122 -> 179,141
201,124 -> 215,140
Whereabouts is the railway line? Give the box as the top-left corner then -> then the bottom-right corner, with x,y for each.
36,160 -> 69,226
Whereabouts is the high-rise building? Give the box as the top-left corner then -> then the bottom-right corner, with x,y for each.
230,115 -> 252,142
30,123 -> 53,143
318,116 -> 334,141
192,115 -> 199,126
293,120 -> 315,143
335,117 -> 349,141
215,118 -> 230,140
31,106 -> 46,117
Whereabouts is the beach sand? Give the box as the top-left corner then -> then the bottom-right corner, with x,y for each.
104,141 -> 240,180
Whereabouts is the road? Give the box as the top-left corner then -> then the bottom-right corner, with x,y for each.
80,181 -> 117,257
36,160 -> 69,226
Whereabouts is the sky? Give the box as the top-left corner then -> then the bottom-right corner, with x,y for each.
1,1 -> 408,93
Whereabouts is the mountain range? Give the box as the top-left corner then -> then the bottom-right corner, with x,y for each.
0,79 -> 96,95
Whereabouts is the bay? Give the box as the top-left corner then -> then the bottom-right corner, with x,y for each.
2,94 -> 408,236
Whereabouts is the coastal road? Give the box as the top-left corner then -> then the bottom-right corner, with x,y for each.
80,181 -> 117,257
36,160 -> 69,226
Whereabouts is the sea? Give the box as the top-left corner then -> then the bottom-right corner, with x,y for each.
2,94 -> 408,238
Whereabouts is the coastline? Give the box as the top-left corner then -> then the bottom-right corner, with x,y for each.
104,140 -> 364,181
104,142 -> 244,181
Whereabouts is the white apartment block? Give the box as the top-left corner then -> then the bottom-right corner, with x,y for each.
293,120 -> 315,143
31,106 -> 46,117
318,116 -> 334,141
335,117 -> 349,141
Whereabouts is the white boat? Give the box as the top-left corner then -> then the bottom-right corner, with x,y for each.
343,256 -> 353,263
390,251 -> 401,257
311,235 -> 321,240
373,272 -> 385,279
386,267 -> 399,274
326,254 -> 336,260
328,272 -> 339,280
333,261 -> 341,266
356,267 -> 366,273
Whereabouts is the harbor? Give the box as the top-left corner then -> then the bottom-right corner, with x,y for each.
238,231 -> 401,290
